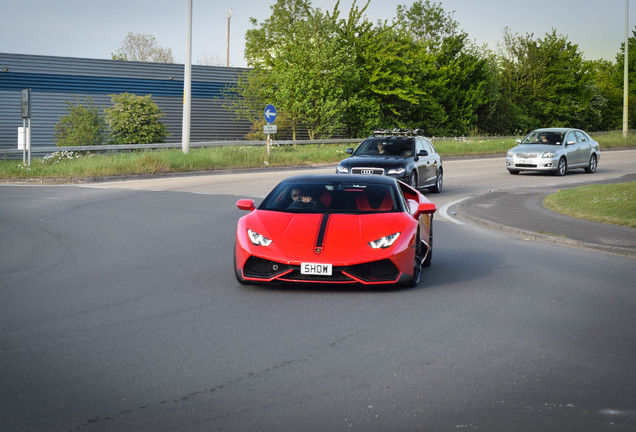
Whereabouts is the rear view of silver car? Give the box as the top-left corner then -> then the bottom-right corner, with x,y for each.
506,128 -> 600,176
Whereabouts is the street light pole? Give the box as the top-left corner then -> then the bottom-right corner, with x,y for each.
182,0 -> 193,154
227,9 -> 232,67
624,0 -> 629,139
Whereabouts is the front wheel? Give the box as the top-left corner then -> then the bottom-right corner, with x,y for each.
555,158 -> 567,176
585,154 -> 597,173
407,231 -> 423,287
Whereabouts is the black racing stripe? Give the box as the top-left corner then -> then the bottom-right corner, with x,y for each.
314,213 -> 331,251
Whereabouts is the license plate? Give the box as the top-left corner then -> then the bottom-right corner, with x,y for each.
301,263 -> 332,276
518,158 -> 533,164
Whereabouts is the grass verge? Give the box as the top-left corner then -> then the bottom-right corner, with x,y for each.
543,182 -> 636,228
0,131 -> 634,180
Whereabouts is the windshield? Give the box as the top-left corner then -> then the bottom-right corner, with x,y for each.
260,180 -> 402,213
521,131 -> 565,145
354,137 -> 413,157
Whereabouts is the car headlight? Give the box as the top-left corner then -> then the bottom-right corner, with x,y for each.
369,232 -> 400,249
248,229 -> 272,246
336,165 -> 348,173
507,150 -> 513,157
387,168 -> 405,175
542,151 -> 557,158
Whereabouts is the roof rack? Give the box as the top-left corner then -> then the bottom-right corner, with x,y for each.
372,128 -> 424,137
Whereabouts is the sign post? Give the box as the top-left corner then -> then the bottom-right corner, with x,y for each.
21,89 -> 31,165
264,104 -> 277,156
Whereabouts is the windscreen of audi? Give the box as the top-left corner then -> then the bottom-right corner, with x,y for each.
506,128 -> 600,176
234,174 -> 436,287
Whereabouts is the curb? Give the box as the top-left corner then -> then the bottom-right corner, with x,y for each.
453,198 -> 636,259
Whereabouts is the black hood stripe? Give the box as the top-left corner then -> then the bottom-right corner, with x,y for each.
314,213 -> 331,253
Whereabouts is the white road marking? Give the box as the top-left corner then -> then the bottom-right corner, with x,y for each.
438,197 -> 470,225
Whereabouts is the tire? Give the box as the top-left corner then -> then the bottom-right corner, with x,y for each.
409,171 -> 418,189
423,217 -> 433,268
430,169 -> 443,193
585,154 -> 597,173
508,169 -> 520,175
407,230 -> 423,287
555,157 -> 567,176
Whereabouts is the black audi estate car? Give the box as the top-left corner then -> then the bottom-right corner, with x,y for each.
336,129 -> 443,193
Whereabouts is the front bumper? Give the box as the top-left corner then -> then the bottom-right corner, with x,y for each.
506,155 -> 559,172
240,255 -> 403,285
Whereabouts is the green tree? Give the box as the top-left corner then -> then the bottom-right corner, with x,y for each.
244,0 -> 363,139
243,0 -> 313,138
613,28 -> 636,128
585,59 -> 621,131
395,0 -> 458,48
112,32 -> 175,63
54,97 -> 107,146
244,0 -> 313,69
351,14 -> 426,131
393,0 -> 494,135
276,8 -> 359,139
104,93 -> 168,144
498,28 -> 594,132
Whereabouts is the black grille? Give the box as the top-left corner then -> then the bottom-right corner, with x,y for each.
346,259 -> 399,282
352,167 -> 384,175
243,256 -> 292,278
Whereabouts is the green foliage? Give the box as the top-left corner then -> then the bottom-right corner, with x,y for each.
586,59 -> 622,131
104,93 -> 169,144
613,28 -> 636,127
498,29 -> 596,132
234,0 -> 630,138
394,0 -> 458,47
54,97 -> 107,146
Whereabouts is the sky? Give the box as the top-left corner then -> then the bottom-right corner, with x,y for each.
0,0 -> 633,68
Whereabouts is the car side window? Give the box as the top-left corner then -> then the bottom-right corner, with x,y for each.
423,139 -> 435,155
565,132 -> 577,144
575,131 -> 588,142
416,140 -> 426,156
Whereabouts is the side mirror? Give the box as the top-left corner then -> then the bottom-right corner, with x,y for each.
417,202 -> 437,215
418,149 -> 429,157
346,147 -> 354,155
566,141 -> 575,146
236,199 -> 255,212
411,201 -> 436,218
516,139 -> 521,144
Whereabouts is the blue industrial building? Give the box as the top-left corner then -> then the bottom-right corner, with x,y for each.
0,53 -> 252,150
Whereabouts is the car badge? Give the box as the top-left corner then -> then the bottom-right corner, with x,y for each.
315,247 -> 323,254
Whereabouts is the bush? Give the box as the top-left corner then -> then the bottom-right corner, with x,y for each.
54,97 -> 107,146
105,93 -> 169,144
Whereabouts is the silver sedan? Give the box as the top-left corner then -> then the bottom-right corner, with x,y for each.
506,128 -> 600,176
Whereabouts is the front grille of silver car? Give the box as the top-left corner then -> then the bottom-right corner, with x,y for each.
351,167 -> 385,175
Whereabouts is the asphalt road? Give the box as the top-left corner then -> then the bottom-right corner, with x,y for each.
1,151 -> 635,431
